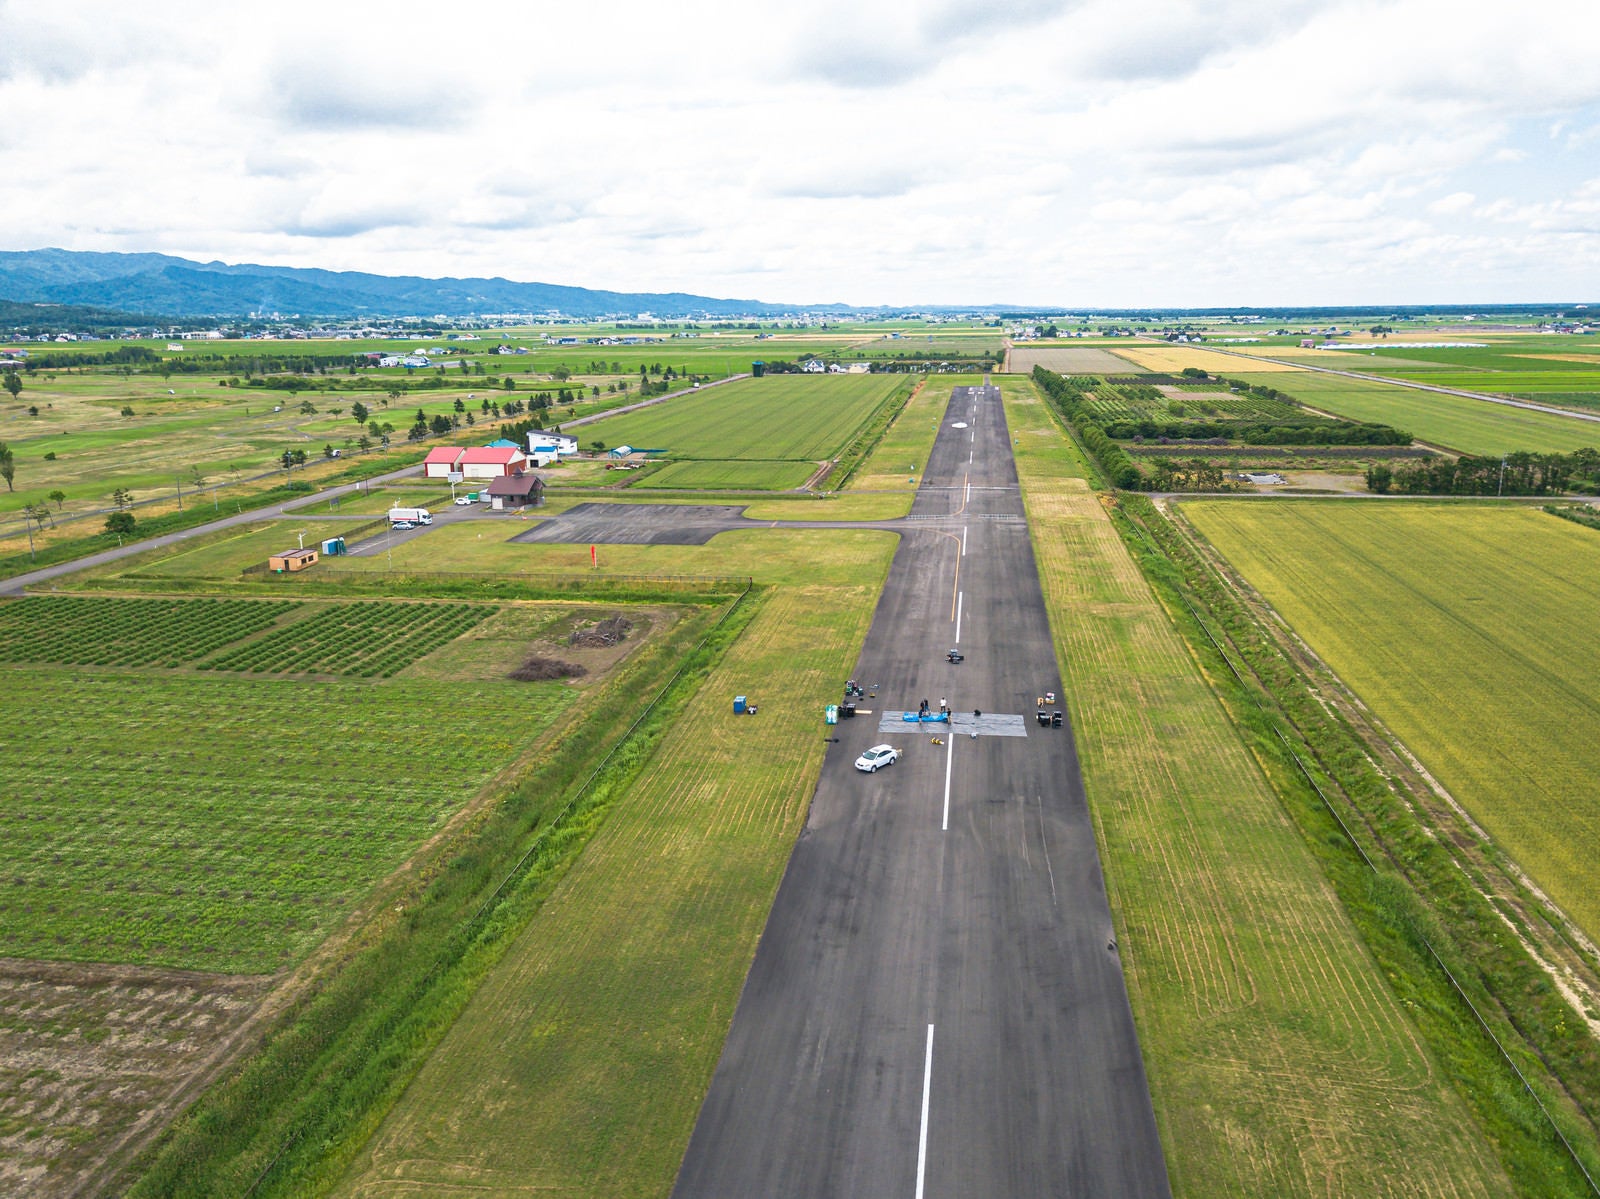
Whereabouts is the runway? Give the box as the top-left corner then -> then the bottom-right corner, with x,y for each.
671,384 -> 1171,1197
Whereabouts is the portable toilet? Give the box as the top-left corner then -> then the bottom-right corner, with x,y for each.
321,537 -> 346,556
733,695 -> 747,715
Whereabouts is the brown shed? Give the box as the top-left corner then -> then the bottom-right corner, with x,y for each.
485,473 -> 546,510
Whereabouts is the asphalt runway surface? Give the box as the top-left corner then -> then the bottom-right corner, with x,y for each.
672,385 -> 1170,1197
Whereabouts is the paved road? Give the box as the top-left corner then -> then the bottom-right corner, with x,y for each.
673,385 -> 1170,1197
0,463 -> 424,596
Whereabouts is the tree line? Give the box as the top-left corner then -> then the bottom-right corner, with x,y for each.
1368,449 -> 1600,495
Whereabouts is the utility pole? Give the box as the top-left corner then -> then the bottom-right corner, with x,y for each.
1499,455 -> 1507,497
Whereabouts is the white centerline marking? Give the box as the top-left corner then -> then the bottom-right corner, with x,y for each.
942,731 -> 953,831
916,1024 -> 935,1199
961,525 -> 967,557
954,591 -> 963,642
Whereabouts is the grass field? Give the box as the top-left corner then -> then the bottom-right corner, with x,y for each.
578,374 -> 901,464
333,579 -> 890,1197
1004,377 -> 1511,1196
638,458 -> 818,490
1184,500 -> 1600,946
1230,370 -> 1600,455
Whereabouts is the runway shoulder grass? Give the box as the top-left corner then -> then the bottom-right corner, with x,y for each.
332,576 -> 891,1198
1006,379 -> 1512,1197
1184,500 -> 1600,946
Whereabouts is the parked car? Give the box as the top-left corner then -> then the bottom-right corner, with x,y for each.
391,520 -> 416,530
854,744 -> 901,773
453,496 -> 475,505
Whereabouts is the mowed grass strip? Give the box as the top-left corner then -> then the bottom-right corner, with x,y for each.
334,580 -> 888,1198
1006,382 -> 1511,1197
1235,370 -> 1600,455
580,374 -> 901,462
1185,500 -> 1600,946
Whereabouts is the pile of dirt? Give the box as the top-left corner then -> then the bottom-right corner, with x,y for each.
509,655 -> 588,682
568,614 -> 633,648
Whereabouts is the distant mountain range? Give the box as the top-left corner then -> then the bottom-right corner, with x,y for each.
0,249 -> 816,320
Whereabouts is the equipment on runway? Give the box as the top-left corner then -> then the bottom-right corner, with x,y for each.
930,735 -> 944,745
946,649 -> 963,663
839,702 -> 857,718
844,680 -> 865,700
825,704 -> 838,725
1037,709 -> 1049,727
1052,710 -> 1062,728
902,711 -> 948,724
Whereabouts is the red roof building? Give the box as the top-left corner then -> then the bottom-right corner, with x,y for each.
423,447 -> 466,478
458,445 -> 528,479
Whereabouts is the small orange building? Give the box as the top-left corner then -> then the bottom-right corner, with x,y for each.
268,547 -> 319,572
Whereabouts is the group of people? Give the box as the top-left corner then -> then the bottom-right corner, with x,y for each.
917,697 -> 949,717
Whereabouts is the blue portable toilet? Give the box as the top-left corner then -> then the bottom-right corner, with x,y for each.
321,537 -> 346,555
733,695 -> 747,715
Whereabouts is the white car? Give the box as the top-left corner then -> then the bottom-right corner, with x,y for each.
453,496 -> 475,506
855,744 -> 901,773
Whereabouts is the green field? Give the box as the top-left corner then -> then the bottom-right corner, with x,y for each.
333,579 -> 889,1197
1005,378 -> 1511,1196
0,598 -> 586,972
1236,370 -> 1600,455
1185,500 -> 1600,945
639,458 -> 818,490
579,374 -> 902,464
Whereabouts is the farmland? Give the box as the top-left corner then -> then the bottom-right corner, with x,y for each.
1183,500 -> 1600,945
1004,377 -> 1513,1195
578,374 -> 905,469
1006,345 -> 1143,375
1229,370 -> 1600,455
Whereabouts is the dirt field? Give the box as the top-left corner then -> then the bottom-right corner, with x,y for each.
1006,346 -> 1143,375
0,960 -> 273,1198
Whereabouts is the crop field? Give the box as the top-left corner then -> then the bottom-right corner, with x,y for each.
1004,377 -> 1511,1196
1184,500 -> 1600,945
1231,370 -> 1600,455
579,374 -> 902,463
200,601 -> 491,677
1114,344 -> 1301,374
1006,346 -> 1139,374
335,578 -> 891,1198
0,666 -> 563,972
0,596 -> 296,667
0,594 -> 597,974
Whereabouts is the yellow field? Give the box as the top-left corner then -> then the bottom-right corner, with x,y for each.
1185,500 -> 1600,945
1005,378 -> 1510,1196
1114,343 -> 1302,373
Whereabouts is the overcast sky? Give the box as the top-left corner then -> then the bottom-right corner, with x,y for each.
2,0 -> 1598,307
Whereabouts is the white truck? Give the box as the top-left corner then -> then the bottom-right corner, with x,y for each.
387,506 -> 433,527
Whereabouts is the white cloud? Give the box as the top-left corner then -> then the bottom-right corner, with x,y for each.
0,0 -> 1596,304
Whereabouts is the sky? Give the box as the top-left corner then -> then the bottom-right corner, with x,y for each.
1,0 -> 1598,308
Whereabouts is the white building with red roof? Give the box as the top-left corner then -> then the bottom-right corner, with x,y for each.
458,445 -> 528,480
423,447 -> 466,479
